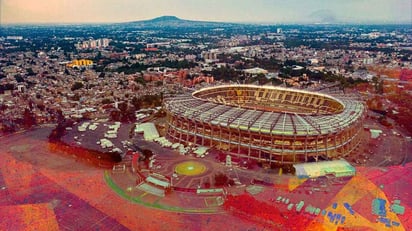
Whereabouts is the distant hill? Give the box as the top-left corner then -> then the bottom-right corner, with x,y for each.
144,16 -> 182,23
121,15 -> 238,28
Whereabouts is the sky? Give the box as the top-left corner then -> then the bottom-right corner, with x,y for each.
1,0 -> 411,24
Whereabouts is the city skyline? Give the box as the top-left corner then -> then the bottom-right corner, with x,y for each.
1,0 -> 411,24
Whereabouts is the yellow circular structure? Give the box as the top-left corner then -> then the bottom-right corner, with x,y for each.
175,161 -> 207,176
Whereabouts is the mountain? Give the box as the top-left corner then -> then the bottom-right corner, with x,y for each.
147,16 -> 182,23
121,15 -> 238,28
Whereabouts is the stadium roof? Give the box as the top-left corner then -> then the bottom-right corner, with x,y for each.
165,85 -> 365,136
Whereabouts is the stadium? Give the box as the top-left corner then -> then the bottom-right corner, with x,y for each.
164,85 -> 366,164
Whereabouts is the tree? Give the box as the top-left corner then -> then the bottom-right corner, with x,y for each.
50,119 -> 76,141
109,109 -> 121,121
131,96 -> 141,110
1,120 -> 16,133
56,109 -> 65,122
94,51 -> 102,61
71,82 -> 84,91
23,108 -> 36,128
124,109 -> 136,122
15,74 -> 24,83
214,172 -> 229,187
118,102 -> 128,113
271,78 -> 283,85
26,68 -> 36,76
64,68 -> 70,75
102,98 -> 113,104
134,77 -> 146,86
376,80 -> 384,94
209,67 -> 239,81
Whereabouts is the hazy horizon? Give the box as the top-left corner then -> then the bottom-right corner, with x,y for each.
1,0 -> 411,25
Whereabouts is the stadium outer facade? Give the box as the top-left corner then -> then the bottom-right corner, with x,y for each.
164,85 -> 366,164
